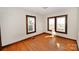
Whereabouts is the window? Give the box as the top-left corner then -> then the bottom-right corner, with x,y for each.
26,15 -> 36,34
47,15 -> 67,34
55,15 -> 67,34
47,17 -> 55,31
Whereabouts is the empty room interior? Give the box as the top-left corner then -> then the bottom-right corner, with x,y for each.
0,7 -> 79,51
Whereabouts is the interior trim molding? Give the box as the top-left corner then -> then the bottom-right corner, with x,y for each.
55,35 -> 78,50
55,35 -> 76,41
1,32 -> 48,50
1,32 -> 78,51
43,32 -> 78,50
26,15 -> 36,34
0,28 -> 2,50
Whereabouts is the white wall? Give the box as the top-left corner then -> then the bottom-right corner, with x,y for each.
77,8 -> 79,48
1,8 -> 45,46
45,8 -> 78,40
0,7 -> 78,47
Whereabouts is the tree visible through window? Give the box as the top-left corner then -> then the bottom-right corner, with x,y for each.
48,17 -> 55,31
55,15 -> 67,34
47,15 -> 67,34
26,15 -> 36,34
56,17 -> 65,32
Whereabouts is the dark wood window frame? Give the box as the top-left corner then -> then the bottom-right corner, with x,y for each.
55,15 -> 67,34
47,17 -> 55,31
26,15 -> 36,34
47,15 -> 67,34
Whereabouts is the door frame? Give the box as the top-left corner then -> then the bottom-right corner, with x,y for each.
0,27 -> 2,50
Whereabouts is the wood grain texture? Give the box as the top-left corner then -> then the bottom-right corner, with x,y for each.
1,33 -> 78,51
26,15 -> 36,34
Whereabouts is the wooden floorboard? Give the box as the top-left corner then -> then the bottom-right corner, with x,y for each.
1,33 -> 78,51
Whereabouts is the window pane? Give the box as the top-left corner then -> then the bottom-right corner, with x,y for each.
49,18 -> 55,31
28,17 -> 35,32
26,15 -> 36,34
56,16 -> 66,32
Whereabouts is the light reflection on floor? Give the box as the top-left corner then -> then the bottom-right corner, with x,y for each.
45,35 -> 77,51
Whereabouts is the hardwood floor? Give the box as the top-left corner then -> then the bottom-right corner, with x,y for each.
1,33 -> 78,51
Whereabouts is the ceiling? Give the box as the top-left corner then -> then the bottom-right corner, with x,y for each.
24,7 -> 69,15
